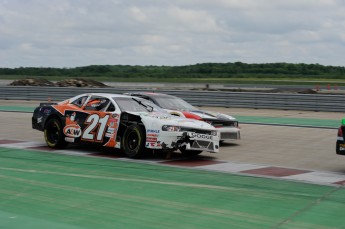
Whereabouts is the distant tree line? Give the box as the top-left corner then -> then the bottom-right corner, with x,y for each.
1,62 -> 345,78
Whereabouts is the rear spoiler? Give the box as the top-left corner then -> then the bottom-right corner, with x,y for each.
39,102 -> 58,106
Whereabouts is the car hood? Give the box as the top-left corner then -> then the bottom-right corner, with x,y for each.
127,111 -> 216,130
167,109 -> 236,121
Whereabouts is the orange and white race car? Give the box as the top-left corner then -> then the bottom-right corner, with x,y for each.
32,93 -> 219,158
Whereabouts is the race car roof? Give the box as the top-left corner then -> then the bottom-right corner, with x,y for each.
128,92 -> 176,98
79,93 -> 134,98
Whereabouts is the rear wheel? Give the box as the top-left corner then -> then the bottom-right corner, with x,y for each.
44,118 -> 68,148
122,124 -> 146,158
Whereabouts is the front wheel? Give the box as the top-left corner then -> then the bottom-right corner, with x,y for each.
44,118 -> 68,148
122,124 -> 146,158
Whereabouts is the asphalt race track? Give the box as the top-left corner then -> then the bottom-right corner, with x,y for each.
1,100 -> 345,228
1,101 -> 344,174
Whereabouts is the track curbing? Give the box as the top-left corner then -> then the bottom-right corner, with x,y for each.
1,139 -> 345,187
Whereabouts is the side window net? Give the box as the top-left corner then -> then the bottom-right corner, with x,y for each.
71,96 -> 88,107
84,97 -> 115,112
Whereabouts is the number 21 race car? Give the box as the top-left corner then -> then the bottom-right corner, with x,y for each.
32,93 -> 219,158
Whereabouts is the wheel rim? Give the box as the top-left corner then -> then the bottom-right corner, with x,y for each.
127,131 -> 139,150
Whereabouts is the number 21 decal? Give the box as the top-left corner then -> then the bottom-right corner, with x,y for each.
82,114 -> 110,142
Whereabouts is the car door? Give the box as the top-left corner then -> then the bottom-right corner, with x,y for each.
64,95 -> 121,148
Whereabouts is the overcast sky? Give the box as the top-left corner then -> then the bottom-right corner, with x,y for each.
1,0 -> 345,68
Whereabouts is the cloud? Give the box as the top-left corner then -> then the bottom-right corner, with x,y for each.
0,0 -> 345,67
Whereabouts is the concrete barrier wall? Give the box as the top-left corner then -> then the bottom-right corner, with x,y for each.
1,86 -> 344,112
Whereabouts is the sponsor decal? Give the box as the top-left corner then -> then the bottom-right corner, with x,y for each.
151,142 -> 161,147
147,133 -> 158,137
43,109 -> 52,114
110,122 -> 119,129
148,113 -> 172,120
65,112 -> 78,126
37,117 -> 43,123
107,127 -> 115,134
63,124 -> 82,138
146,137 -> 157,142
65,137 -> 75,143
109,118 -> 119,122
105,133 -> 113,138
146,142 -> 161,148
147,129 -> 160,134
70,112 -> 77,122
190,133 -> 213,140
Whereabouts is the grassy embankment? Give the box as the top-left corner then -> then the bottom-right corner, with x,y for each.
2,74 -> 345,86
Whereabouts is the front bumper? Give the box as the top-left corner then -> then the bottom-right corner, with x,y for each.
147,131 -> 219,153
218,127 -> 241,141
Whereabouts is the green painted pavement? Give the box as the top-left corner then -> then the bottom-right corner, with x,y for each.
0,105 -> 341,128
236,115 -> 341,128
0,147 -> 344,229
0,105 -> 34,112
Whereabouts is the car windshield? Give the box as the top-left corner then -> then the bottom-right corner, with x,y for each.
134,97 -> 165,112
154,97 -> 197,110
114,97 -> 153,112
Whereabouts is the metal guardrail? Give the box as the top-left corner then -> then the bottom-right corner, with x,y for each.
1,86 -> 344,112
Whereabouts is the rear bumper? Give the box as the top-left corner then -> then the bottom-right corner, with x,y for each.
32,108 -> 45,131
336,139 -> 345,155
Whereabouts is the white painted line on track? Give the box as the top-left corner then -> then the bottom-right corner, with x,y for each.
0,141 -> 44,149
196,162 -> 267,173
284,171 -> 345,185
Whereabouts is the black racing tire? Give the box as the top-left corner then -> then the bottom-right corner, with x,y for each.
180,147 -> 203,156
122,124 -> 146,158
44,118 -> 68,149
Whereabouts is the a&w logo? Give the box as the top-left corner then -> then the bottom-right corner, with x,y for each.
63,124 -> 82,138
